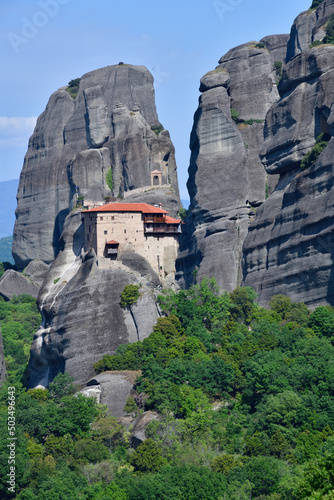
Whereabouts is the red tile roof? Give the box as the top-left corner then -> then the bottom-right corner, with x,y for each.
84,202 -> 169,214
106,240 -> 119,245
165,215 -> 181,224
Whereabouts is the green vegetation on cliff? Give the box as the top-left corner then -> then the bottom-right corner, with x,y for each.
310,0 -> 324,9
301,133 -> 330,169
66,78 -> 80,98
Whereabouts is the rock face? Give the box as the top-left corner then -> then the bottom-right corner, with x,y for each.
28,211 -> 160,388
0,269 -> 40,300
286,0 -> 334,62
23,260 -> 50,287
242,39 -> 334,306
13,64 -> 180,270
180,0 -> 334,307
178,37 -> 286,290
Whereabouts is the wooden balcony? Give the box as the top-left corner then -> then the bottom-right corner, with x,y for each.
143,215 -> 166,224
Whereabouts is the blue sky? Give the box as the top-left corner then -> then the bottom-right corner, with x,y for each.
1,0 -> 310,201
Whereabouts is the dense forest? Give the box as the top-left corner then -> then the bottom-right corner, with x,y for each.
1,278 -> 334,499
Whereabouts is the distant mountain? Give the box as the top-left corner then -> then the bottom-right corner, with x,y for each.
0,179 -> 18,239
0,236 -> 14,264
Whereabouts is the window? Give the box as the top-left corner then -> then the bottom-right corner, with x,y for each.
87,235 -> 89,241
111,216 -> 114,220
124,229 -> 126,233
104,230 -> 107,235
100,217 -> 103,220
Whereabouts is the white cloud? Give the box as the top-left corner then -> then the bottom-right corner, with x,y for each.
0,116 -> 37,147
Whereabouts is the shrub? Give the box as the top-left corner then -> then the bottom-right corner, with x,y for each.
301,133 -> 329,169
309,39 -> 323,48
311,0 -> 324,9
178,207 -> 187,221
123,396 -> 138,416
151,125 -> 164,136
274,61 -> 283,84
324,14 -> 334,44
231,108 -> 240,123
66,78 -> 80,98
255,42 -> 265,49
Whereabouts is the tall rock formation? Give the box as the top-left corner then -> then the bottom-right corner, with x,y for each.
13,64 -> 180,270
180,0 -> 334,308
13,64 -> 181,388
177,36 -> 287,290
243,0 -> 334,307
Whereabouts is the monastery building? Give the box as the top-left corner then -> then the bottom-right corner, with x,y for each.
82,202 -> 181,277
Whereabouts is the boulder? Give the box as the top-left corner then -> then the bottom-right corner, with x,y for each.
0,269 -> 40,300
23,260 -> 50,287
86,371 -> 140,417
119,252 -> 160,287
131,411 -> 161,447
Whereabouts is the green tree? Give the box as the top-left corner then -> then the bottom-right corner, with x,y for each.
230,287 -> 257,324
269,294 -> 293,318
72,438 -> 110,464
211,454 -> 242,474
309,306 -> 334,337
120,285 -> 140,307
244,455 -> 281,496
130,438 -> 166,473
90,414 -> 127,450
48,372 -> 75,402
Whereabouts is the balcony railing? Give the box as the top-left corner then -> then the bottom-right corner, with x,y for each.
144,225 -> 179,234
107,248 -> 118,254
